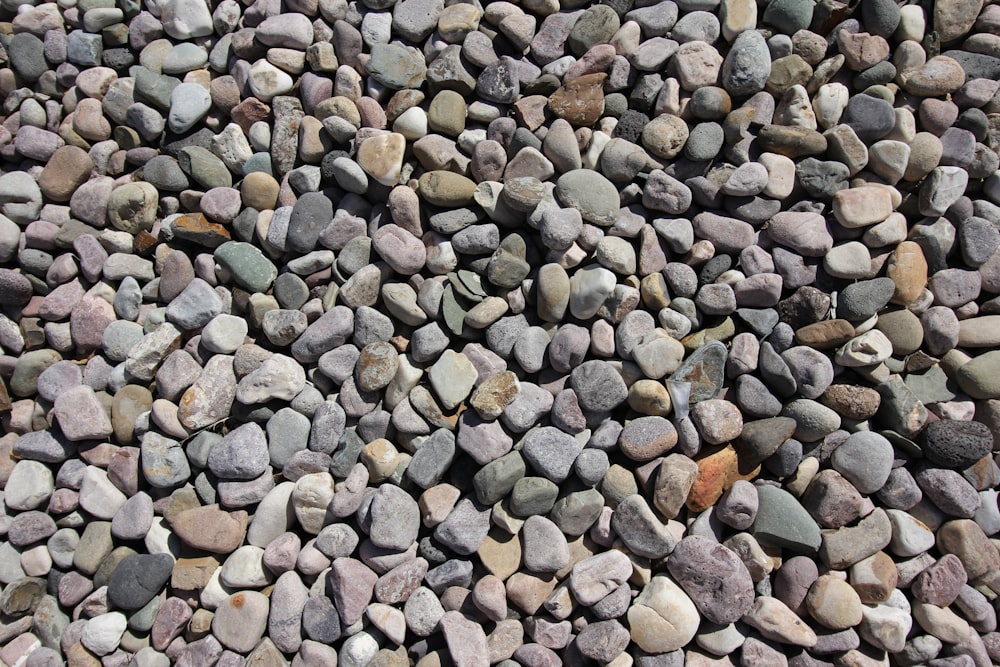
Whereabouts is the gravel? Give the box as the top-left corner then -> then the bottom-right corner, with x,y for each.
1,0 -> 1000,664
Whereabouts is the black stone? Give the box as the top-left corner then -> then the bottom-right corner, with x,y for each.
921,419 -> 993,469
612,110 -> 650,143
107,553 -> 173,611
836,278 -> 895,322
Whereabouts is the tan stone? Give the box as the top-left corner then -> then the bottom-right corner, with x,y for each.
171,505 -> 248,554
887,240 -> 928,306
38,145 -> 93,202
172,556 -> 222,590
832,186 -> 893,228
470,372 -> 520,420
806,574 -> 863,630
478,529 -> 522,581
795,320 -> 855,350
417,170 -> 477,207
505,571 -> 556,614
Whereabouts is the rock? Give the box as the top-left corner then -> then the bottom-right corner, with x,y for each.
627,576 -> 700,653
667,536 -> 755,624
752,484 -> 821,553
213,592 -> 269,653
107,554 -> 174,611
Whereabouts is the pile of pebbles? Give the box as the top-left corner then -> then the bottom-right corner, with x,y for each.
2,0 -> 1000,662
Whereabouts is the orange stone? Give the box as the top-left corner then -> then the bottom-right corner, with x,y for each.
172,213 -> 231,249
686,444 -> 759,513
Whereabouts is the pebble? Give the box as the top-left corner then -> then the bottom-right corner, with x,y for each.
0,0 -> 995,662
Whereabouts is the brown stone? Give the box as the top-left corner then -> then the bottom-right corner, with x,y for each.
470,372 -> 520,420
819,384 -> 881,420
937,519 -> 1000,588
756,124 -> 827,158
848,551 -> 897,604
240,172 -> 279,211
231,97 -> 271,135
172,213 -> 232,249
133,230 -> 159,255
795,320 -> 855,350
0,376 -> 10,413
38,146 -> 93,202
887,241 -> 928,306
686,444 -> 759,513
513,95 -> 550,131
171,556 -> 221,590
548,73 -> 606,127
171,505 -> 248,554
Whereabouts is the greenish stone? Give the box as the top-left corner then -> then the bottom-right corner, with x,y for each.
904,365 -> 957,405
487,234 -> 531,290
669,340 -> 727,403
876,376 -> 928,438
567,4 -> 620,57
762,0 -> 814,34
509,476 -> 559,516
367,43 -> 427,89
10,349 -> 63,398
549,488 -> 604,537
448,272 -> 484,304
442,284 -> 467,336
457,270 -> 487,298
955,350 -> 1000,399
330,428 -> 365,478
214,241 -> 278,293
473,451 -> 525,506
133,66 -> 180,111
178,146 -> 232,189
751,485 -> 821,553
242,153 -> 273,176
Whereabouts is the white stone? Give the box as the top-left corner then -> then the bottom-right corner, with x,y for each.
627,575 -> 700,653
4,460 -> 54,511
168,83 -> 212,134
247,59 -> 295,102
569,264 -> 617,320
160,0 -> 213,39
236,353 -> 307,404
220,545 -> 274,588
200,314 -> 248,354
81,612 -> 128,656
813,83 -> 850,129
835,330 -> 894,367
292,473 -> 336,535
897,4 -> 925,41
79,466 -> 127,520
885,509 -> 935,557
392,107 -> 428,140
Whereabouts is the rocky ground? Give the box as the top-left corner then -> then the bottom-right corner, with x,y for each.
0,0 -> 999,664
